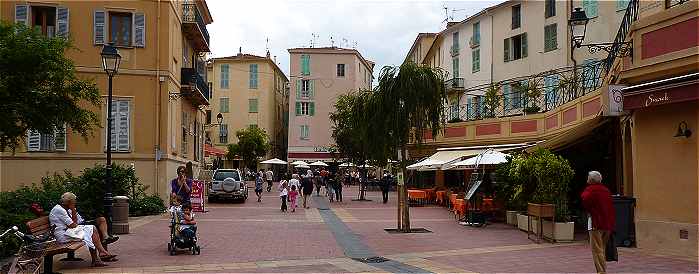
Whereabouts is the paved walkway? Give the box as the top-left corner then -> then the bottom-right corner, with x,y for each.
57,186 -> 698,273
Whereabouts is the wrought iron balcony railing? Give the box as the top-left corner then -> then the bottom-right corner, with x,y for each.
445,60 -> 605,123
445,78 -> 465,91
181,67 -> 211,102
604,0 -> 638,73
182,3 -> 210,50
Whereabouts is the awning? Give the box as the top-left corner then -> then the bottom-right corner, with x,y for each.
204,144 -> 226,157
526,117 -> 608,153
408,143 -> 533,171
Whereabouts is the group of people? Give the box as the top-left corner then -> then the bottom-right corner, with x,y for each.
255,168 -> 345,212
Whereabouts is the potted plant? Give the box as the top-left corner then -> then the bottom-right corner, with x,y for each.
514,78 -> 543,114
482,83 -> 501,118
494,156 -> 526,226
527,149 -> 575,241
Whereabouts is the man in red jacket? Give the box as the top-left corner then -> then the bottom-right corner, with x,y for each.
581,171 -> 616,274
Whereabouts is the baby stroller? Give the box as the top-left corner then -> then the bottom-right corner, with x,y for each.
167,205 -> 201,255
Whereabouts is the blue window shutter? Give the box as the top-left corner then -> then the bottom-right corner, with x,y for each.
94,10 -> 106,45
27,130 -> 41,151
134,12 -> 145,47
56,7 -> 70,38
15,5 -> 29,26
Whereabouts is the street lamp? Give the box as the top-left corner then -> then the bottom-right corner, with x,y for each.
568,7 -> 632,57
569,8 -> 589,49
101,43 -> 121,235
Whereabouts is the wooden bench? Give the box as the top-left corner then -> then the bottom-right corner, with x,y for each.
26,216 -> 84,274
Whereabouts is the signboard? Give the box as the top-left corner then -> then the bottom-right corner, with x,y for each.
397,172 -> 404,186
605,85 -> 625,116
190,180 -> 205,212
623,83 -> 699,110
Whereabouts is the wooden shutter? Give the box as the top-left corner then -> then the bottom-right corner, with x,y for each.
15,5 -> 29,26
503,38 -> 510,62
295,80 -> 301,100
503,84 -> 511,110
134,12 -> 145,47
56,7 -> 69,38
27,130 -> 41,151
295,102 -> 301,116
309,80 -> 315,99
54,126 -> 67,151
521,33 -> 528,58
117,101 -> 130,151
94,10 -> 106,45
309,102 -> 315,116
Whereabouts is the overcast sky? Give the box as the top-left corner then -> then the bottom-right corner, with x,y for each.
206,0 -> 503,79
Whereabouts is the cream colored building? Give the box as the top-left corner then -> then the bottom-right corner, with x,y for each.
206,53 -> 289,163
0,0 -> 213,201
287,47 -> 374,161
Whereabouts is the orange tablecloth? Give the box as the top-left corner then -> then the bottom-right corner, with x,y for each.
423,189 -> 436,201
454,199 -> 467,218
436,191 -> 447,205
449,194 -> 459,208
408,190 -> 427,200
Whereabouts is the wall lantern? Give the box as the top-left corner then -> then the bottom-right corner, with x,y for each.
674,121 -> 692,138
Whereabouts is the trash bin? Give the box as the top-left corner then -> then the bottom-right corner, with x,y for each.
613,196 -> 635,247
113,196 -> 130,234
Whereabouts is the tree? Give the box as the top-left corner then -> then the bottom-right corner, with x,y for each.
0,22 -> 100,151
226,126 -> 270,170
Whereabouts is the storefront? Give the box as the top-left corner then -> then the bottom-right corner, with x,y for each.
622,72 -> 698,258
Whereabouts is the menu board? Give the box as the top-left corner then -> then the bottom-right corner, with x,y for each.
190,180 -> 205,212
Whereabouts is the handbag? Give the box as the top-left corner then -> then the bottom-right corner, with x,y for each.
605,232 -> 618,262
64,227 -> 85,240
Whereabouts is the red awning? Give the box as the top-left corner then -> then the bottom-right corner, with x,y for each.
205,144 -> 226,157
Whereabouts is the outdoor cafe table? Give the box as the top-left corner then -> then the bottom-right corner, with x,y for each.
408,190 -> 427,205
423,189 -> 436,203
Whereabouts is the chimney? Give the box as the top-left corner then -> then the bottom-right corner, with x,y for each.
238,46 -> 242,56
266,50 -> 271,59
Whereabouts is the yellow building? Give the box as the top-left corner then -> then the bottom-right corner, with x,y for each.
0,0 -> 213,201
206,52 -> 289,165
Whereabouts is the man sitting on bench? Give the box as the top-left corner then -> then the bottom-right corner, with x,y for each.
49,192 -> 118,267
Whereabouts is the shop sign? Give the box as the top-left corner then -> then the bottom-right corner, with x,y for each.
623,83 -> 699,110
190,180 -> 205,212
605,85 -> 625,116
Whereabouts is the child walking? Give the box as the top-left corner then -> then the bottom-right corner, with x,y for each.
288,185 -> 299,212
279,180 -> 288,212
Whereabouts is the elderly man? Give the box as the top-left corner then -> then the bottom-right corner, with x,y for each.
49,192 -> 118,267
581,171 -> 615,274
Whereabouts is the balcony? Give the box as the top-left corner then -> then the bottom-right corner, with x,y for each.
181,67 -> 210,106
182,3 -> 210,52
445,78 -> 465,93
450,45 -> 460,56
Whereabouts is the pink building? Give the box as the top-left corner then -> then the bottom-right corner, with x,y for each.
287,47 -> 374,161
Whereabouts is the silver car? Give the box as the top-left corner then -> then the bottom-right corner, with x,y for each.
208,169 -> 248,202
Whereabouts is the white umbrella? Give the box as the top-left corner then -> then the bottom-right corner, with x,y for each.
290,160 -> 309,166
309,161 -> 328,167
338,163 -> 355,167
357,164 -> 374,169
260,158 -> 288,165
295,164 -> 311,169
407,159 -> 442,170
450,151 -> 510,168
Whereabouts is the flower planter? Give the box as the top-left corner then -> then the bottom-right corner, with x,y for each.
527,203 -> 555,218
529,219 -> 575,242
506,211 -> 519,225
517,213 -> 529,231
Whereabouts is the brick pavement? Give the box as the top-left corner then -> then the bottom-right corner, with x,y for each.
55,186 -> 697,273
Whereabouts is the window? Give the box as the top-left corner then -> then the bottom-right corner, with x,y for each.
511,4 -> 521,29
106,100 -> 130,152
301,55 -> 310,76
93,10 -> 144,47
219,97 -> 229,113
452,57 -> 459,78
503,83 -> 524,110
337,64 -> 345,77
300,80 -> 312,99
449,102 -> 459,121
219,124 -> 228,144
583,0 -> 598,18
248,99 -> 258,113
296,102 -> 315,116
220,64 -> 229,89
504,33 -> 528,62
452,32 -> 459,50
109,12 -> 132,47
617,0 -> 630,11
208,82 -> 213,97
472,49 -> 480,73
544,75 -> 560,110
31,6 -> 56,37
182,111 -> 189,155
300,125 -> 309,140
249,64 -> 258,89
545,0 -> 556,18
15,5 -> 69,38
26,126 -> 66,152
472,22 -> 480,46
544,24 -> 558,52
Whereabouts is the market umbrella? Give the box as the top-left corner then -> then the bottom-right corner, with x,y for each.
338,162 -> 355,167
295,164 -> 311,169
309,161 -> 329,167
290,160 -> 309,166
449,151 -> 510,169
260,158 -> 288,165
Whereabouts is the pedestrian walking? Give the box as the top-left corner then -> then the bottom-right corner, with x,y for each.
255,172 -> 264,202
326,174 -> 335,202
279,180 -> 288,212
581,171 -> 615,274
334,173 -> 344,202
312,170 -> 321,196
288,175 -> 301,209
381,170 -> 391,204
266,169 -> 274,192
300,174 -> 313,209
288,185 -> 299,212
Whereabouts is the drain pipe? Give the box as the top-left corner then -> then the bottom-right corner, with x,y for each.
154,0 -> 162,196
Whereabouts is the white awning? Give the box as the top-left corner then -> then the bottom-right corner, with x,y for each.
408,143 -> 535,171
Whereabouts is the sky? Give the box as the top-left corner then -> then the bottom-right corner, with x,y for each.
206,0 -> 504,79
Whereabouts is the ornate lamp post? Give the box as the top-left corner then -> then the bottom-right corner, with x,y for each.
101,43 -> 121,234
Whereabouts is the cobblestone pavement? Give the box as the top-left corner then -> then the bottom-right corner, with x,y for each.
57,186 -> 698,273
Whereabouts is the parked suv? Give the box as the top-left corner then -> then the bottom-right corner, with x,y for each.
209,169 -> 248,202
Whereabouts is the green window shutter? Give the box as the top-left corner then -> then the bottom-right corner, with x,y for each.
309,80 -> 315,99
472,49 -> 480,72
583,0 -> 598,18
248,99 -> 258,113
295,102 -> 302,116
473,22 -> 480,45
309,102 -> 315,116
301,55 -> 310,76
504,38 -> 510,62
521,33 -> 528,58
544,24 -> 557,52
295,80 -> 301,100
452,58 -> 459,78
617,0 -> 629,11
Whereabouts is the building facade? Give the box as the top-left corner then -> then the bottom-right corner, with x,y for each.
287,47 -> 374,162
206,52 -> 289,163
0,0 -> 213,201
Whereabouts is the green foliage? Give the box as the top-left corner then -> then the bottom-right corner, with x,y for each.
227,125 -> 270,169
329,90 -> 373,165
0,22 -> 100,151
483,83 -> 501,118
129,194 -> 166,217
494,148 -> 574,220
